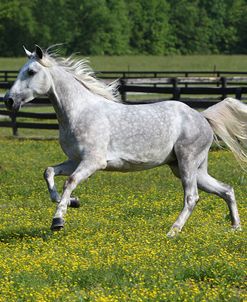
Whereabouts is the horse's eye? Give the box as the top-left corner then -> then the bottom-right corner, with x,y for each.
27,69 -> 35,76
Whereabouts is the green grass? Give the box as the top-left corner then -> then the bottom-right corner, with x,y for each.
0,138 -> 246,301
1,54 -> 247,71
90,54 -> 247,72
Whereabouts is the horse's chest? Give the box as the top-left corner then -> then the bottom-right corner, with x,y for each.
59,128 -> 84,160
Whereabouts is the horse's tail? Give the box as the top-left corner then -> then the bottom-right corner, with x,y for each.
202,97 -> 247,167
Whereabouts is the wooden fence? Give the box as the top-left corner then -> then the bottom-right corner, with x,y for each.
2,69 -> 247,81
1,70 -> 247,136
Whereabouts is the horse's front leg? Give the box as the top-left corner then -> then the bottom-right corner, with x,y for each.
51,158 -> 107,230
44,160 -> 79,207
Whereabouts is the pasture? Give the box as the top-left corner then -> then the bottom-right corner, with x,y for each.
2,54 -> 247,72
0,137 -> 246,301
0,54 -> 246,301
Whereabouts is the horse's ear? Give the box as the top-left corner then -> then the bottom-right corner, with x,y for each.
23,46 -> 32,58
35,45 -> 44,60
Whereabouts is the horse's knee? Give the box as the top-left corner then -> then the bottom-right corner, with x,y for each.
224,186 -> 235,203
186,195 -> 199,211
226,186 -> 234,198
63,175 -> 78,192
44,167 -> 54,181
67,175 -> 77,186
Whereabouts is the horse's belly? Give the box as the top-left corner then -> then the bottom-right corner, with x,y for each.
105,146 -> 175,172
105,159 -> 166,172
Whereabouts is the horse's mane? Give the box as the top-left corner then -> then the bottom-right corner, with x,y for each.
39,47 -> 120,102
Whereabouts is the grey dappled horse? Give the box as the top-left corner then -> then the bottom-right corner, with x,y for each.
5,46 -> 247,237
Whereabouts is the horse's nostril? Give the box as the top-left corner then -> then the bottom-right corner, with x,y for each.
4,97 -> 14,110
8,98 -> 14,107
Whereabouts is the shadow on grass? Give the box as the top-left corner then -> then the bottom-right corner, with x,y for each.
0,225 -> 54,243
71,264 -> 133,289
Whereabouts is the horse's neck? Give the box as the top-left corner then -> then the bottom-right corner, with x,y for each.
48,68 -> 90,124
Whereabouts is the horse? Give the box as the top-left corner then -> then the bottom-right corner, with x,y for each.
4,45 -> 246,237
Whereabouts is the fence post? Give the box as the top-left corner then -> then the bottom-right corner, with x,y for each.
221,77 -> 227,99
119,78 -> 127,102
235,88 -> 242,100
172,78 -> 180,100
154,72 -> 157,88
217,72 -> 220,87
10,112 -> 18,136
185,72 -> 188,88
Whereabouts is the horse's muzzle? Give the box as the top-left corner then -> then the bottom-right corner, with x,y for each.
4,97 -> 14,111
4,93 -> 21,112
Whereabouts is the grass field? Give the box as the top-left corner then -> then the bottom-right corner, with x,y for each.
0,138 -> 246,301
0,56 -> 246,301
1,54 -> 247,71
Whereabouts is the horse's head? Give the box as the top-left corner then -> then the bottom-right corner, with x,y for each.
4,45 -> 52,112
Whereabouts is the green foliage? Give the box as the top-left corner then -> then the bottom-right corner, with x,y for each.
0,0 -> 36,56
1,0 -> 247,56
126,0 -> 170,54
32,0 -> 73,49
68,0 -> 130,55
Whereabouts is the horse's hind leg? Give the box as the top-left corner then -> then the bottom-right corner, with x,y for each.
197,159 -> 241,230
167,156 -> 200,237
44,160 -> 80,208
167,168 -> 199,237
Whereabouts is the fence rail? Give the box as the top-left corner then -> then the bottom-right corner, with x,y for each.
3,69 -> 247,82
1,70 -> 247,136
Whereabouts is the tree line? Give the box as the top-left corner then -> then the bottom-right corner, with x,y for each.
0,0 -> 247,57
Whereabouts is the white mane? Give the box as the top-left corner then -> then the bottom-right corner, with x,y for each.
40,48 -> 120,102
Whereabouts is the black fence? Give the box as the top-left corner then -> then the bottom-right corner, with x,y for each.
3,69 -> 247,81
1,70 -> 247,136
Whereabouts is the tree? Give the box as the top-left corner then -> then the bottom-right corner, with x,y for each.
126,0 -> 171,54
32,0 -> 73,50
200,0 -> 238,54
227,0 -> 247,53
67,0 -> 130,55
0,0 -> 247,56
0,0 -> 36,56
168,0 -> 207,54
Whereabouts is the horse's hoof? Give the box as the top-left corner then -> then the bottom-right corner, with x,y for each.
231,225 -> 242,232
69,198 -> 80,208
51,217 -> 64,231
167,227 -> 180,238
